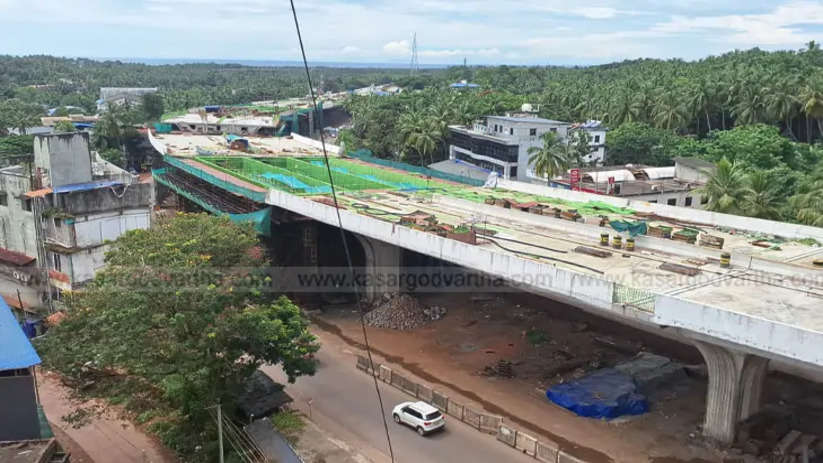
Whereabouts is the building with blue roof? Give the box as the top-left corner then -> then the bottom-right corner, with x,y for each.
0,297 -> 43,441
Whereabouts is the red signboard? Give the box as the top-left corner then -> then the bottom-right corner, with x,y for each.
570,168 -> 581,191
608,176 -> 615,185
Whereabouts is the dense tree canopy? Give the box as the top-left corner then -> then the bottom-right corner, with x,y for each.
36,213 -> 318,461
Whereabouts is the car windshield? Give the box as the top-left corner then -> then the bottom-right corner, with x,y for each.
424,411 -> 442,420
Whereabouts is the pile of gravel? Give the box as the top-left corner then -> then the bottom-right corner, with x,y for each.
365,293 -> 428,330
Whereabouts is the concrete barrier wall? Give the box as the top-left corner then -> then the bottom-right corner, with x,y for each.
354,355 -> 581,462
653,295 -> 823,367
515,430 -> 538,456
496,178 -> 823,241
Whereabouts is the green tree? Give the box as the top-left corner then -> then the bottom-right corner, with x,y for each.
0,98 -> 42,135
569,130 -> 592,165
54,120 -> 75,133
743,170 -> 783,219
604,122 -> 678,166
141,93 -> 165,121
698,158 -> 747,214
36,214 -> 318,461
528,131 -> 570,184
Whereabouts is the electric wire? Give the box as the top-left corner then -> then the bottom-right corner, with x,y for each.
288,2 -> 395,462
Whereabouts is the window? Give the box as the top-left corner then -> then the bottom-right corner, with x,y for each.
54,218 -> 62,228
685,196 -> 693,207
550,127 -> 557,133
649,200 -> 658,203
52,253 -> 62,272
667,198 -> 677,206
0,192 -> 6,207
594,135 -> 601,143
403,407 -> 422,419
21,198 -> 32,212
424,411 -> 442,420
701,195 -> 708,205
529,128 -> 537,136
509,127 -> 514,135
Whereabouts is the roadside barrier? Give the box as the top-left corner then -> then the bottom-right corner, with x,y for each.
354,354 -> 591,463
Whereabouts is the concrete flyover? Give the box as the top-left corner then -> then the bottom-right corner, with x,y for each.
264,187 -> 823,444
148,134 -> 823,444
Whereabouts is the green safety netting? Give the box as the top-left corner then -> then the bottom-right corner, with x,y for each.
153,168 -> 272,236
346,149 -> 485,186
163,156 -> 267,202
609,220 -> 648,237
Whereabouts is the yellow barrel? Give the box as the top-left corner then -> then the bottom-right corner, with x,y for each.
720,252 -> 731,268
600,233 -> 609,246
612,235 -> 622,249
626,238 -> 635,251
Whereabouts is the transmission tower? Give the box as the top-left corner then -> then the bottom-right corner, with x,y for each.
410,32 -> 419,75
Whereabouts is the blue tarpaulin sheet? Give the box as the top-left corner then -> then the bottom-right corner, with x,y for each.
0,298 -> 41,370
260,173 -> 331,194
53,180 -> 122,194
546,369 -> 648,419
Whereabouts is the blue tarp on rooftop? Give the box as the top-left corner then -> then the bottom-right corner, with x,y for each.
0,298 -> 41,370
53,180 -> 122,194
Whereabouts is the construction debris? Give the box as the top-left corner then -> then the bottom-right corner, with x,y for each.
659,262 -> 701,276
574,246 -> 613,258
423,305 -> 447,320
364,293 -> 428,330
481,359 -> 515,378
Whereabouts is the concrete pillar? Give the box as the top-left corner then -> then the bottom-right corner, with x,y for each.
355,234 -> 401,301
301,222 -> 318,268
693,340 -> 769,444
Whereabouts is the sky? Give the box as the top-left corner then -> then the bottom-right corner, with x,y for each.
1,0 -> 822,65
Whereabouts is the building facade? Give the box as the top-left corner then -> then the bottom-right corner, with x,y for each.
0,133 -> 152,313
448,115 -> 609,181
448,115 -> 571,181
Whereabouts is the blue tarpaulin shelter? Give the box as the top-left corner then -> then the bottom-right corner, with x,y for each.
546,369 -> 647,419
53,180 -> 122,194
0,298 -> 41,371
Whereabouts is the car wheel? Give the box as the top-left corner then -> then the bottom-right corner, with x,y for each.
416,426 -> 425,436
393,414 -> 401,424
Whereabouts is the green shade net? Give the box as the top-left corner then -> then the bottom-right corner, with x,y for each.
609,220 -> 648,237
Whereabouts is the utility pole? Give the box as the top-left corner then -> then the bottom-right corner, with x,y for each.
216,403 -> 225,463
410,32 -> 419,76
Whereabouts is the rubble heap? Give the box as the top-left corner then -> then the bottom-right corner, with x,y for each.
365,293 -> 428,330
481,360 -> 515,378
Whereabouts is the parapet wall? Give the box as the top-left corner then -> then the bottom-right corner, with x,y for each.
496,178 -> 823,241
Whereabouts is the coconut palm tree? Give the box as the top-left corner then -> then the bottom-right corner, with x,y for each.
528,132 -> 571,185
743,171 -> 783,220
800,79 -> 823,141
698,158 -> 747,214
765,77 -> 801,140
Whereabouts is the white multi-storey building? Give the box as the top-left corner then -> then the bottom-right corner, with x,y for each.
446,114 -> 608,182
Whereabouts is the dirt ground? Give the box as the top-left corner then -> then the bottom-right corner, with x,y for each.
307,290 -> 754,463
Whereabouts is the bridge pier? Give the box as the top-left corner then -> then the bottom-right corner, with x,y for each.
693,340 -> 769,444
354,235 -> 401,302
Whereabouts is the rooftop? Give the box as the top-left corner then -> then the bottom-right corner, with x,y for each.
486,115 -> 569,125
0,439 -> 58,463
151,133 -> 333,157
0,298 -> 41,370
164,113 -> 277,128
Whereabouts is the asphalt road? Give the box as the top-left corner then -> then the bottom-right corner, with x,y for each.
261,339 -> 534,463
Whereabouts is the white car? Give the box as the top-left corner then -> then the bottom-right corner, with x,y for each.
392,401 -> 445,436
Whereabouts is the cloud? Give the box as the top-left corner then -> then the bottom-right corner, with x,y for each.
340,45 -> 360,55
419,48 -> 500,58
578,7 -> 618,19
382,40 -> 410,56
652,1 -> 823,45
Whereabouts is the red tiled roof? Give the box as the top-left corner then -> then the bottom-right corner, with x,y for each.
48,269 -> 70,283
0,248 -> 36,266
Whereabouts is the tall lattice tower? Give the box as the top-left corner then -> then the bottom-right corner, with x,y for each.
410,32 -> 419,75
